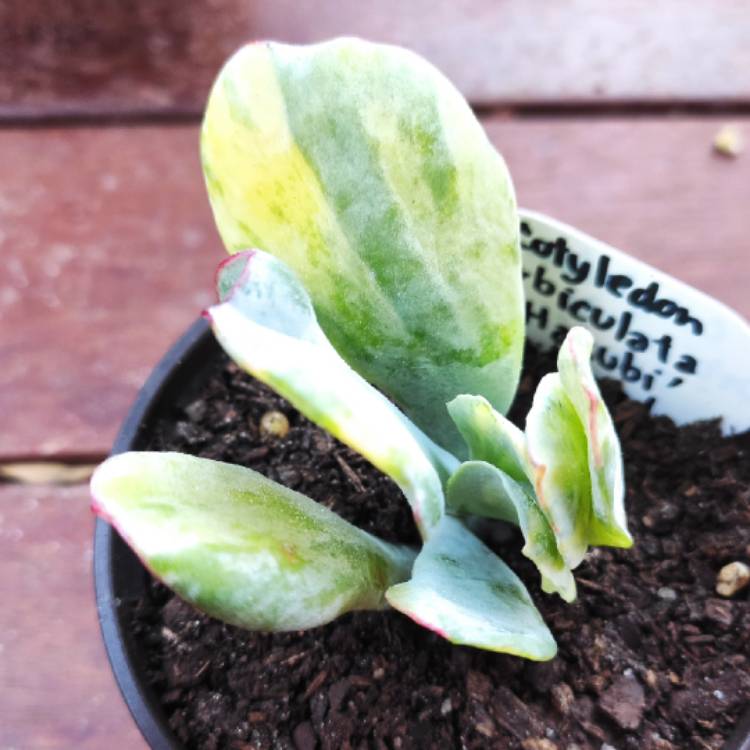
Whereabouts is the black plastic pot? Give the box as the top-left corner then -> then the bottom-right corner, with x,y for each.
94,318 -> 214,750
94,319 -> 750,750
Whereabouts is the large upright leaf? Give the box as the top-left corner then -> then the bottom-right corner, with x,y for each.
92,452 -> 416,631
385,516 -> 557,660
207,250 -> 458,539
201,38 -> 524,456
557,328 -> 632,548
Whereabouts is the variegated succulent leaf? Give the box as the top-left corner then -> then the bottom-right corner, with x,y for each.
557,327 -> 632,548
447,328 -> 630,577
525,327 -> 632,567
525,371 -> 592,569
446,461 -> 576,602
447,394 -> 530,485
201,37 -> 524,457
92,452 -> 417,631
207,250 -> 459,539
385,516 -> 557,660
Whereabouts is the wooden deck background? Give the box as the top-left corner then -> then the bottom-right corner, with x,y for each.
1,2 -> 748,747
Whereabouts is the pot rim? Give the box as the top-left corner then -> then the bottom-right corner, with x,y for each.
94,317 -> 750,750
94,317 -> 211,750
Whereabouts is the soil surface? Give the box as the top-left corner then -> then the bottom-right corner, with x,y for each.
129,343 -> 750,750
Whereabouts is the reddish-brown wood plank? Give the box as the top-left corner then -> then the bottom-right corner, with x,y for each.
1,118 -> 747,459
0,483 -> 147,749
2,0 -> 750,119
0,126 -> 219,459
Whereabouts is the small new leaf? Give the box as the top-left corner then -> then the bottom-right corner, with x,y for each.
525,372 -> 592,569
92,452 -> 416,631
557,327 -> 632,548
446,328 -> 630,583
447,461 -> 576,602
447,394 -> 529,484
386,516 -> 557,661
446,394 -> 575,600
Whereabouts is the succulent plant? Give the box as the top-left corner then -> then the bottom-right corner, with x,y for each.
92,38 -> 632,661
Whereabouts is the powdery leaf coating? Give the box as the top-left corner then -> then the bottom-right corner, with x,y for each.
201,37 -> 524,457
207,250 -> 458,538
91,452 -> 416,631
386,516 -> 557,661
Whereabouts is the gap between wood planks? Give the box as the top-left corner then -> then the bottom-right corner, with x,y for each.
3,100 -> 750,128
0,456 -> 105,486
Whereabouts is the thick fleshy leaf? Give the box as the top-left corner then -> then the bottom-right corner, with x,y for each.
385,516 -> 556,660
447,394 -> 529,484
201,38 -> 524,457
447,332 -> 629,578
446,461 -> 576,602
91,452 -> 416,631
557,327 -> 632,548
207,250 -> 458,538
525,373 -> 592,569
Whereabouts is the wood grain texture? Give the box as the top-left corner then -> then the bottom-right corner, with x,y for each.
0,483 -> 147,749
2,0 -> 750,119
0,126 -> 218,459
0,118 -> 747,459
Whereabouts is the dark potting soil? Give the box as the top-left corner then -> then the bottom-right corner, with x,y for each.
129,343 -> 750,750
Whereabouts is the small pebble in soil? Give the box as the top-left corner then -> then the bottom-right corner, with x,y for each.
258,409 -> 290,439
657,586 -> 677,600
716,561 -> 750,597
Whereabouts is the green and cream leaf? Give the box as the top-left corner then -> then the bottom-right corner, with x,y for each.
525,372 -> 592,569
207,250 -> 458,538
201,37 -> 524,456
557,327 -> 632,548
92,37 -> 635,661
92,452 -> 416,631
447,394 -> 530,484
446,461 -> 576,602
385,516 -> 557,660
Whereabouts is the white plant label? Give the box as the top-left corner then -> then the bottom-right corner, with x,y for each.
519,209 -> 750,435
